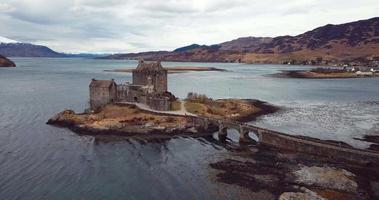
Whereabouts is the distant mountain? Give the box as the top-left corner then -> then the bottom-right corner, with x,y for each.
0,36 -> 18,43
100,17 -> 379,66
65,53 -> 111,58
0,54 -> 16,67
218,37 -> 273,52
173,44 -> 203,52
99,51 -> 171,60
0,42 -> 65,57
0,39 -> 108,58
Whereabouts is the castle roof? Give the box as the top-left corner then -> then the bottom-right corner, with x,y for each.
89,79 -> 116,88
134,59 -> 166,72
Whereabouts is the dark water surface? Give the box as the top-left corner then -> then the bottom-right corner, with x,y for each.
1,58 -> 378,199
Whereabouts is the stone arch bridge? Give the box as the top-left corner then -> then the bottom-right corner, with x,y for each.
189,116 -> 379,165
122,102 -> 379,165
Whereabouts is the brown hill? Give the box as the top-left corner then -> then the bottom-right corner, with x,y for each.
101,17 -> 379,66
0,55 -> 16,67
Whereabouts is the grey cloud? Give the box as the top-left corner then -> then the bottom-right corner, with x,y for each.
0,0 -> 378,53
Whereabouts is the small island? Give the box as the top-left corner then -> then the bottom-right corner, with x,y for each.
273,67 -> 379,79
105,66 -> 227,74
0,55 -> 16,67
48,59 -> 277,139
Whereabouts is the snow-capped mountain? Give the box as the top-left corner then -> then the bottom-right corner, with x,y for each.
0,36 -> 18,43
0,36 -> 67,57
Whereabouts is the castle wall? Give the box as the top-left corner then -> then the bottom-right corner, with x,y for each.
147,96 -> 170,111
90,84 -> 117,111
132,71 -> 167,93
116,84 -> 129,101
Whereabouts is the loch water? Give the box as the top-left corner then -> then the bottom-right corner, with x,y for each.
0,58 -> 378,199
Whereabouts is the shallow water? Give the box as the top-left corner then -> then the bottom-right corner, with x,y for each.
0,58 -> 378,199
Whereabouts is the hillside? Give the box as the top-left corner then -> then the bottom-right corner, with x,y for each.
101,17 -> 379,66
0,43 -> 65,57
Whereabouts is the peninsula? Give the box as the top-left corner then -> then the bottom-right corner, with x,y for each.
0,55 -> 16,67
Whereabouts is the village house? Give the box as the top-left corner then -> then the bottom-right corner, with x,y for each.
89,59 -> 175,111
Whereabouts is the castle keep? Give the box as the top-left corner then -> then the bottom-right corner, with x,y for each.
90,60 -> 175,111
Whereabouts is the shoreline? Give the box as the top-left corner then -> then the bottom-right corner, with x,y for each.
47,99 -> 279,138
0,55 -> 16,67
231,99 -> 279,122
271,70 -> 379,79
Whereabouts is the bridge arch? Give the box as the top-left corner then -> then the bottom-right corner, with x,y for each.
216,120 -> 260,143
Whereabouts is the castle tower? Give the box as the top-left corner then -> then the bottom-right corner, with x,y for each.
132,59 -> 167,93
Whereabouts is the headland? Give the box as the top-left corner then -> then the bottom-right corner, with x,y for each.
273,67 -> 379,79
0,55 -> 16,67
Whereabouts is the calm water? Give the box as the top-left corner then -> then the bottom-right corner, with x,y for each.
0,58 -> 378,199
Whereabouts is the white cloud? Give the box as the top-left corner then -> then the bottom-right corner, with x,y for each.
0,0 -> 378,53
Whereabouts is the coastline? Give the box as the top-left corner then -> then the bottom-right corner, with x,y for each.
0,55 -> 16,67
271,70 -> 379,79
47,100 -> 279,138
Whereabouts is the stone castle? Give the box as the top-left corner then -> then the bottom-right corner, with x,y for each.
89,60 -> 175,111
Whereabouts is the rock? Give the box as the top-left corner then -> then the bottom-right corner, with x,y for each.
280,187 -> 326,200
291,166 -> 357,193
47,110 -> 82,126
0,55 -> 16,67
185,126 -> 198,133
144,122 -> 155,128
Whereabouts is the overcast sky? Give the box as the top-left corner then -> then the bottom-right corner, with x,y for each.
0,0 -> 378,53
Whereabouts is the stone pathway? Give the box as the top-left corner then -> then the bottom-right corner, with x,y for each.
119,100 -> 196,116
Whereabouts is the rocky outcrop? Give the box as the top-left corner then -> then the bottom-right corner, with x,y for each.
47,105 -> 218,138
279,187 -> 326,200
0,55 -> 16,67
291,166 -> 358,193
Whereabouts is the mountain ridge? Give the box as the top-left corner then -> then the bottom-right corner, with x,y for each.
0,43 -> 66,57
101,17 -> 379,66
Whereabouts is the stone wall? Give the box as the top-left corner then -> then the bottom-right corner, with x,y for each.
192,117 -> 379,165
257,129 -> 379,165
133,71 -> 167,93
89,84 -> 117,111
147,96 -> 171,111
115,83 -> 170,111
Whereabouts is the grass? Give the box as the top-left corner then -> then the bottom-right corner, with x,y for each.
184,101 -> 208,115
170,100 -> 181,111
184,99 -> 260,120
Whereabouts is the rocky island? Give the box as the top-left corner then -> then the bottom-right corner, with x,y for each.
48,60 -> 277,139
47,98 -> 277,139
0,55 -> 16,67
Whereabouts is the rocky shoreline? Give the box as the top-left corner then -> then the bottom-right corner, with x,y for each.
47,100 -> 279,138
272,70 -> 378,79
47,107 -> 218,138
0,55 -> 16,67
209,144 -> 379,200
